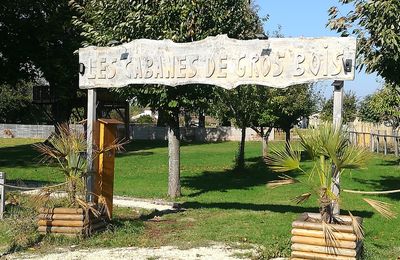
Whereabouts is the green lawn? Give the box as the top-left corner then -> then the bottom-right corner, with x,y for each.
0,138 -> 399,259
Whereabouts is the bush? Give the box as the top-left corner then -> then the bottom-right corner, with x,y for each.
135,115 -> 154,124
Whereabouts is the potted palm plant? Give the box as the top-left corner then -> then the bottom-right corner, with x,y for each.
33,124 -> 106,237
266,123 -> 395,259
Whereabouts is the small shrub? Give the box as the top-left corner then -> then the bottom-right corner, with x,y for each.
3,129 -> 14,138
135,115 -> 154,124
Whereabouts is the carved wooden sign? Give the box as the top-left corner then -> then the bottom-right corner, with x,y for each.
78,35 -> 356,89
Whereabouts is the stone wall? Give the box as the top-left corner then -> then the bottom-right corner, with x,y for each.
0,123 -> 274,142
0,124 -> 84,139
126,125 -> 274,142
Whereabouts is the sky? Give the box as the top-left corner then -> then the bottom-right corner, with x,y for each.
255,0 -> 383,99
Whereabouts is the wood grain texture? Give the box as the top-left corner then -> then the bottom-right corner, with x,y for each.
79,35 -> 356,89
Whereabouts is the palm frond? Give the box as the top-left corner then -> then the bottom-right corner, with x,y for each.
266,175 -> 298,189
339,146 -> 371,170
266,143 -> 301,173
291,192 -> 312,204
348,211 -> 364,241
322,220 -> 339,253
363,198 -> 396,219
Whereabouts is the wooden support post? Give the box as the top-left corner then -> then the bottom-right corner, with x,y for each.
332,80 -> 343,216
0,172 -> 5,219
124,101 -> 130,140
332,80 -> 344,127
86,89 -> 97,202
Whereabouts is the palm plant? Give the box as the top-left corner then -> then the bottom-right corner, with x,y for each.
266,122 -> 395,227
34,124 -> 87,205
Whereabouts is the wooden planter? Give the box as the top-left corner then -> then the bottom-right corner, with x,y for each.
291,212 -> 363,260
38,207 -> 108,237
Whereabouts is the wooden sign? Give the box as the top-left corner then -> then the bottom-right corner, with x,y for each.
79,35 -> 356,89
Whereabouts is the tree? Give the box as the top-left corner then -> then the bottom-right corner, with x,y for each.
71,0 -> 263,197
269,85 -> 316,144
0,0 -> 83,124
320,91 -> 358,124
328,0 -> 400,87
213,86 -> 262,169
0,82 -> 50,124
359,84 -> 400,130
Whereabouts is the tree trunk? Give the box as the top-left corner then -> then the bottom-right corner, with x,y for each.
184,110 -> 191,127
157,109 -> 168,127
236,126 -> 246,169
168,111 -> 181,198
331,165 -> 340,215
198,109 -> 205,128
284,127 -> 291,152
262,127 -> 273,158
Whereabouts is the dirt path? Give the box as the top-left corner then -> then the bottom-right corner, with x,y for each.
8,244 -> 260,260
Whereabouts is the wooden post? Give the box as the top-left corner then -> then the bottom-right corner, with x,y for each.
0,172 -> 5,219
384,130 -> 387,155
371,130 -> 374,152
332,80 -> 344,127
86,89 -> 97,202
363,132 -> 366,148
95,118 -> 122,219
377,130 -> 380,153
395,130 -> 399,157
124,101 -> 130,140
332,80 -> 343,216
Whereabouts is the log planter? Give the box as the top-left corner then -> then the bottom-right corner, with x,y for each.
38,207 -> 108,237
291,212 -> 363,260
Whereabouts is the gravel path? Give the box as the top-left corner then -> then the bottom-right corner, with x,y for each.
8,244 -> 259,260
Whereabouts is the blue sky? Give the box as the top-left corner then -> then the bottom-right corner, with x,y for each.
255,0 -> 382,99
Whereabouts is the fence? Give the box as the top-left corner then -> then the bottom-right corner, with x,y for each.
349,130 -> 399,156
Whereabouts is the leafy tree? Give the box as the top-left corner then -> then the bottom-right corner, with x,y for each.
320,91 -> 358,124
328,0 -> 400,87
71,0 -> 263,197
270,85 -> 317,144
358,95 -> 381,124
0,0 -> 83,124
359,85 -> 400,130
0,82 -> 50,124
213,86 -> 262,169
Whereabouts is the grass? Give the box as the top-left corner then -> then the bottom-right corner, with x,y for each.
0,138 -> 400,258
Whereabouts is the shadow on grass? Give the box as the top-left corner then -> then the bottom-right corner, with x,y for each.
0,143 -> 45,168
182,157 -> 298,197
378,158 -> 400,166
353,176 -> 400,200
181,201 -> 374,219
117,139 -> 239,158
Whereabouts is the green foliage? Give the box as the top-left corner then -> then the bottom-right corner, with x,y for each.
33,125 -> 87,204
0,0 -> 84,123
267,85 -> 317,132
135,115 -> 154,125
328,0 -> 400,86
320,91 -> 358,123
358,95 -> 381,123
267,123 -> 371,222
70,0 -> 264,123
0,82 -> 50,124
0,139 -> 400,258
358,84 -> 400,129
